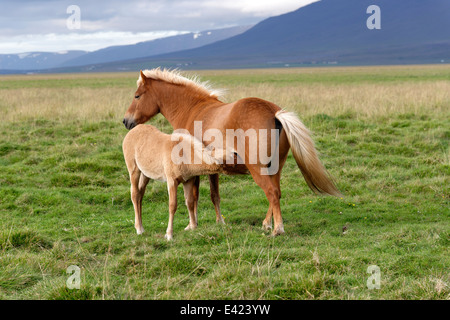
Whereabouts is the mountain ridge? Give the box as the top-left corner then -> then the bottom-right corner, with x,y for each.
60,25 -> 252,68
0,25 -> 252,71
2,0 -> 449,73
145,0 -> 450,67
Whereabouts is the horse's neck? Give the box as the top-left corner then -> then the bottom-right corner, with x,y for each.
156,83 -> 220,129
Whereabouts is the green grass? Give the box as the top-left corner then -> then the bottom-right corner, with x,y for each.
196,65 -> 450,87
0,73 -> 136,90
0,66 -> 449,300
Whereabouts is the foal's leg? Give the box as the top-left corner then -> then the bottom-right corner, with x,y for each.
139,172 -> 150,193
165,178 -> 178,241
192,176 -> 200,226
137,173 -> 150,231
130,169 -> 147,234
183,178 -> 198,231
209,174 -> 225,224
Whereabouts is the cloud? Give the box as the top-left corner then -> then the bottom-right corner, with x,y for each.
0,31 -> 190,54
203,0 -> 318,16
0,0 -> 319,53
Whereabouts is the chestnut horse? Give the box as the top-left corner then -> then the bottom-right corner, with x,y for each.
123,68 -> 340,236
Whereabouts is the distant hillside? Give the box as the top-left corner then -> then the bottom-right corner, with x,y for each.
0,51 -> 87,71
60,25 -> 252,68
0,25 -> 251,72
4,0 -> 449,73
111,0 -> 450,69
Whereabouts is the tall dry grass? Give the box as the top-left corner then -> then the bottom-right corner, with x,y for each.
0,87 -> 131,123
224,81 -> 450,119
0,66 -> 449,123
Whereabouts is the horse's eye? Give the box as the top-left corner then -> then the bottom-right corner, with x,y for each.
135,95 -> 140,99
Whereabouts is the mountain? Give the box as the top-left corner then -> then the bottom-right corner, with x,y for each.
0,25 -> 252,72
116,0 -> 450,68
0,51 -> 87,71
60,25 -> 252,68
4,0 -> 449,73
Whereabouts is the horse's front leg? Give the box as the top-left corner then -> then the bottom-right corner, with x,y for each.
130,169 -> 147,235
209,174 -> 225,224
165,178 -> 178,241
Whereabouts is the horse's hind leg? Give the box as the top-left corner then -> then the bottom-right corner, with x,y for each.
209,174 -> 225,224
183,178 -> 198,231
192,176 -> 200,226
165,178 -> 178,241
262,169 -> 283,232
262,204 -> 273,231
139,172 -> 150,193
248,167 -> 284,236
262,148 -> 288,233
137,173 -> 150,230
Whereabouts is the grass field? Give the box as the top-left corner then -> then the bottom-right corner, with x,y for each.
0,65 -> 448,300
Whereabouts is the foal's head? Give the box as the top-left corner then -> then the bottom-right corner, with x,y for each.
123,70 -> 159,130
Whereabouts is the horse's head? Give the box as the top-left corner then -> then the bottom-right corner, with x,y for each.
123,70 -> 160,130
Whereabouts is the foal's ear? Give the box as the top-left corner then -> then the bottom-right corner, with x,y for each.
140,70 -> 149,85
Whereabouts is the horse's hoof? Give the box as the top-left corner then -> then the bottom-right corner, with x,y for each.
136,227 -> 145,235
271,226 -> 285,236
262,223 -> 272,231
184,224 -> 197,231
165,233 -> 173,241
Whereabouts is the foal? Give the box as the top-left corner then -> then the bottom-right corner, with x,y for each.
122,124 -> 227,240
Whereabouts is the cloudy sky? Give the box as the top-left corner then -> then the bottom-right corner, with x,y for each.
0,0 -> 318,54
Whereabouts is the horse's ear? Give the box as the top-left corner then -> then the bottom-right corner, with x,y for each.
140,70 -> 149,85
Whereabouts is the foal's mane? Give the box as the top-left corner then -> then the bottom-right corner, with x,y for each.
138,68 -> 225,99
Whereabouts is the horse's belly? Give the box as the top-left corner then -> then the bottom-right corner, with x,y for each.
222,163 -> 249,175
136,158 -> 167,182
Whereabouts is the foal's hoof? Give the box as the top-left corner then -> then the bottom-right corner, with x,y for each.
136,227 -> 145,235
262,222 -> 272,231
164,234 -> 173,241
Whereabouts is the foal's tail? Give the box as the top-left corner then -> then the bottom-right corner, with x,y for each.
275,110 -> 341,197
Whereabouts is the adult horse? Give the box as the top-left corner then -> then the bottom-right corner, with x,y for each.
123,68 -> 340,236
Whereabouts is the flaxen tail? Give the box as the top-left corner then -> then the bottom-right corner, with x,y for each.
275,110 -> 341,197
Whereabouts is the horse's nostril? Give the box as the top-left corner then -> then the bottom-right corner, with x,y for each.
123,118 -> 135,130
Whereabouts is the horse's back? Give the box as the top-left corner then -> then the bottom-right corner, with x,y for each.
224,97 -> 281,130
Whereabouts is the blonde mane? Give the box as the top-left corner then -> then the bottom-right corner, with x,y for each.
138,68 -> 225,99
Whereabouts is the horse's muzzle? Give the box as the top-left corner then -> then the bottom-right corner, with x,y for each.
123,118 -> 136,130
